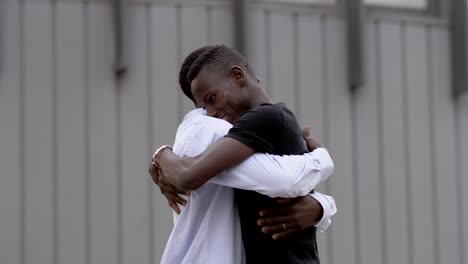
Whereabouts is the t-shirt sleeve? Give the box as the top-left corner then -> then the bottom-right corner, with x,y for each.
225,104 -> 283,153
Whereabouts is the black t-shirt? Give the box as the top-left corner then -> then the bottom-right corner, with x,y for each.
225,103 -> 319,264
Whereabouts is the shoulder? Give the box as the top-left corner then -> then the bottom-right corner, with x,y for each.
235,103 -> 285,128
242,103 -> 283,116
174,112 -> 232,156
198,114 -> 232,136
179,108 -> 231,136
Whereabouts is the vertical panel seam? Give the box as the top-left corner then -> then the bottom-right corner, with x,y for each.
51,2 -> 59,264
146,4 -> 155,264
401,22 -> 414,264
375,20 -> 388,264
349,26 -> 361,264
426,25 -> 440,264
116,30 -> 123,264
454,82 -> 466,264
453,31 -> 466,264
83,2 -> 91,264
19,1 -> 26,263
350,62 -> 361,264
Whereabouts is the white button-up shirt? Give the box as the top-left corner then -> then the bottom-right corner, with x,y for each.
160,108 -> 337,264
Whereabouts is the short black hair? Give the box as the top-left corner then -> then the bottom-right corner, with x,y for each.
178,46 -> 215,102
187,45 -> 254,85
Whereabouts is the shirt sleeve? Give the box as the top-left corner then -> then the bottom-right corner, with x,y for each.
309,191 -> 337,232
208,148 -> 334,198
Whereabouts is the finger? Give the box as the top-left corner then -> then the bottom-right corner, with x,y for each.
262,222 -> 301,235
148,163 -> 160,185
158,174 -> 188,195
262,223 -> 288,234
272,229 -> 298,240
151,176 -> 160,186
168,200 -> 181,214
303,126 -> 311,139
257,216 -> 291,227
259,206 -> 291,217
163,192 -> 187,206
160,183 -> 188,195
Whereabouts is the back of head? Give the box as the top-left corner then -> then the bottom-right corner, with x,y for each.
178,46 -> 215,103
187,45 -> 254,85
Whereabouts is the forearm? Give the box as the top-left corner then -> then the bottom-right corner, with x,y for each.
156,137 -> 254,190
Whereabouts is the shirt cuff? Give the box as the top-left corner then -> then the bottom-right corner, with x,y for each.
309,191 -> 337,232
309,148 -> 334,182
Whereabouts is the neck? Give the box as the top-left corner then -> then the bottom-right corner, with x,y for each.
248,86 -> 273,108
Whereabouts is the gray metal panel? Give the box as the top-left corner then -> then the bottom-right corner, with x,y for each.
209,6 -> 235,46
429,27 -> 461,264
378,21 -> 410,264
180,5 -> 207,117
120,5 -> 152,264
296,14 -> 328,264
323,16 -> 357,264
353,21 -> 384,264
23,2 -> 55,264
296,15 -> 325,147
150,5 -> 180,261
269,11 -> 296,112
404,24 -> 435,264
87,3 -> 120,264
0,1 -> 21,264
55,2 -> 87,264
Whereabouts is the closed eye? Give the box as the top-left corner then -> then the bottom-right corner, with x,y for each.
208,95 -> 215,104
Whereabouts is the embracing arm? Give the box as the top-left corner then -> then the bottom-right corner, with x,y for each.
209,148 -> 334,198
155,137 -> 254,190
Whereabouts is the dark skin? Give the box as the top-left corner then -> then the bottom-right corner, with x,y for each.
150,66 -> 325,239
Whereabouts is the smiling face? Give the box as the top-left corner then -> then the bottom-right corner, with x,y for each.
191,67 -> 250,124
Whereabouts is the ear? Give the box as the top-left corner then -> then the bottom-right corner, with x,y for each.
231,66 -> 246,87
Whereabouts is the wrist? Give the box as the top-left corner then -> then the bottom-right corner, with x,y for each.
152,145 -> 173,168
306,140 -> 322,151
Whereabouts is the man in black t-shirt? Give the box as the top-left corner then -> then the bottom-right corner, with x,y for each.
226,103 -> 320,263
154,45 -> 328,263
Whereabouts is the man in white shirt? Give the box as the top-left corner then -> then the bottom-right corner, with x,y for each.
150,46 -> 336,264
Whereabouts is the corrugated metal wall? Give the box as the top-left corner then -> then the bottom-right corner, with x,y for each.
0,0 -> 466,264
248,3 -> 465,264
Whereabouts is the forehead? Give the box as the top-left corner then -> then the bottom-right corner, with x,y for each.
190,68 -> 226,98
